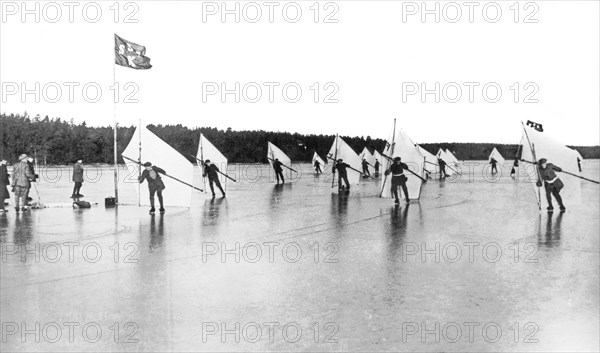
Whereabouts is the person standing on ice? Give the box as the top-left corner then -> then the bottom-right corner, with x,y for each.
577,157 -> 582,172
11,154 -> 34,212
314,159 -> 322,175
361,159 -> 371,177
385,157 -> 410,204
374,159 -> 380,175
490,158 -> 498,174
273,158 -> 285,184
139,162 -> 166,214
71,159 -> 84,198
25,157 -> 38,202
511,158 -> 519,177
0,159 -> 10,212
333,159 -> 351,191
536,158 -> 566,212
437,157 -> 447,179
203,159 -> 225,198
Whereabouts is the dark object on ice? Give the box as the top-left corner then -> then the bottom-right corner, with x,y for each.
73,201 -> 91,209
577,157 -> 582,172
105,197 -> 116,207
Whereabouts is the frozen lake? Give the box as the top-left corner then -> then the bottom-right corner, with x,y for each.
1,160 -> 599,352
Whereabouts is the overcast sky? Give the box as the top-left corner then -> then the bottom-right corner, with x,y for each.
1,1 -> 598,145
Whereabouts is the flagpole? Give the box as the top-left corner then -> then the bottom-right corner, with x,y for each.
138,118 -> 142,206
113,59 -> 119,205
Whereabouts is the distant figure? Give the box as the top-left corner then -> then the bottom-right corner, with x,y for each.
273,158 -> 285,184
577,157 -> 582,172
0,159 -> 9,212
490,158 -> 498,174
203,159 -> 225,198
11,154 -> 34,212
139,162 -> 166,215
510,158 -> 519,177
333,158 -> 351,191
71,159 -> 84,198
26,157 -> 38,202
537,158 -> 565,212
374,159 -> 380,175
385,157 -> 409,204
362,159 -> 371,177
314,160 -> 322,175
437,158 -> 447,179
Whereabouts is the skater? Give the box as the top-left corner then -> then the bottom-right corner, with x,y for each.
510,158 -> 519,177
362,159 -> 371,177
25,157 -> 38,202
203,159 -> 225,198
11,154 -> 34,212
71,159 -> 84,198
333,159 -> 351,191
438,157 -> 447,179
577,157 -> 582,172
490,157 -> 498,174
273,158 -> 285,184
374,159 -> 380,175
536,158 -> 566,212
0,159 -> 9,212
385,157 -> 410,204
139,162 -> 166,214
314,159 -> 322,175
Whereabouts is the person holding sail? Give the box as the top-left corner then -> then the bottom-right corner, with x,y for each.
490,157 -> 498,174
374,159 -> 380,175
333,159 -> 351,191
362,159 -> 371,177
437,157 -> 447,179
314,159 -> 322,175
203,159 -> 225,198
385,157 -> 410,204
273,158 -> 285,184
536,158 -> 566,212
139,161 -> 166,214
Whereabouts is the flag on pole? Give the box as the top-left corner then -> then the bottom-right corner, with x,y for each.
114,34 -> 152,70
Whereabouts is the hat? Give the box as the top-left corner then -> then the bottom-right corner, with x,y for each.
394,157 -> 401,162
538,158 -> 547,164
143,162 -> 152,167
18,154 -> 28,161
205,159 -> 211,164
337,159 -> 343,162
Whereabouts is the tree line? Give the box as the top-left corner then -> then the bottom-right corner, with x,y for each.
1,113 -> 598,164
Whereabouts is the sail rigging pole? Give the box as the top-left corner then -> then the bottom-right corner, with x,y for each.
521,122 -> 542,210
331,134 -> 339,188
138,120 -> 142,206
200,135 -> 207,193
112,60 -> 119,204
122,156 -> 204,192
380,118 -> 396,197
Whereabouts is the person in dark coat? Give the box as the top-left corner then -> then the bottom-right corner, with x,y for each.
203,159 -> 225,198
438,158 -> 447,179
314,160 -> 322,175
25,157 -> 38,202
536,158 -> 565,212
577,157 -> 582,172
333,159 -> 351,191
0,159 -> 10,212
510,158 -> 519,177
273,158 -> 285,184
11,154 -> 34,212
490,158 -> 498,174
361,159 -> 371,177
385,157 -> 410,204
374,159 -> 380,175
139,162 -> 166,214
71,159 -> 84,198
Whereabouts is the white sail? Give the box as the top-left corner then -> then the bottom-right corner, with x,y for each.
417,145 -> 437,172
445,149 -> 460,165
312,152 -> 326,167
197,133 -> 229,187
123,126 -> 194,208
380,128 -> 425,200
373,150 -> 383,171
521,123 -> 582,209
488,147 -> 506,164
359,147 -> 376,166
327,136 -> 362,186
267,142 -> 292,178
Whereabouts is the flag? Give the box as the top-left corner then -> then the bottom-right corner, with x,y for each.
114,34 -> 152,70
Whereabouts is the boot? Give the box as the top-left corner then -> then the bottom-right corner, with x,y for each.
149,207 -> 155,214
159,207 -> 165,214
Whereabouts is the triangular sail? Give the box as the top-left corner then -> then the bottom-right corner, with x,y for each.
359,147 -> 376,166
445,149 -> 460,165
380,128 -> 425,200
312,152 -> 326,167
267,142 -> 292,176
373,150 -> 383,169
123,126 -> 194,207
197,133 -> 228,187
488,147 -> 506,164
520,123 -> 582,208
327,136 -> 362,186
436,148 -> 456,176
417,145 -> 437,172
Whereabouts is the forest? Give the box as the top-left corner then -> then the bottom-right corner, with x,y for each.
1,113 -> 598,164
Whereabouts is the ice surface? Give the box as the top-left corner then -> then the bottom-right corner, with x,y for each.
1,160 -> 599,352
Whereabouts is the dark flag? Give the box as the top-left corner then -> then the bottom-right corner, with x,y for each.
114,34 -> 152,70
